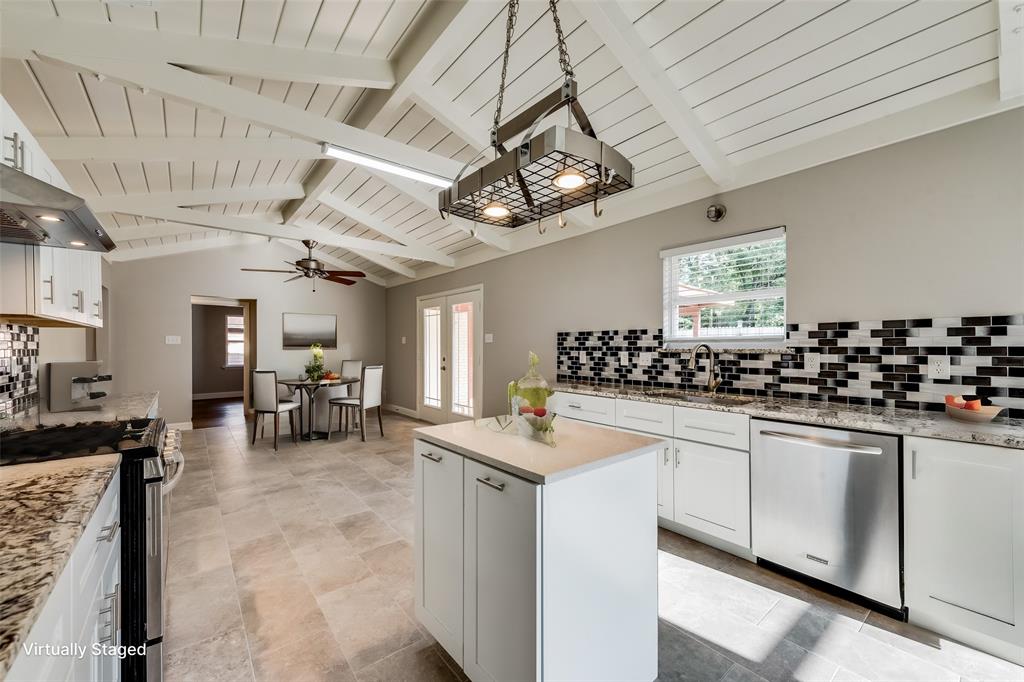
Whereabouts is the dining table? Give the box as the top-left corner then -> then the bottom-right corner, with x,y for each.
277,376 -> 359,441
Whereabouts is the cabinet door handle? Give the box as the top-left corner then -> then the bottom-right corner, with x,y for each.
675,447 -> 680,468
420,451 -> 442,463
98,519 -> 119,542
567,402 -> 582,409
663,447 -> 669,465
42,276 -> 54,303
911,449 -> 917,480
476,476 -> 505,492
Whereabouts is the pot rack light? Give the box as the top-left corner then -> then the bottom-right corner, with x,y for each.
439,0 -> 634,229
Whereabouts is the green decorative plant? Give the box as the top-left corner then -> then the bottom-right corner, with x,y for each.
304,343 -> 325,381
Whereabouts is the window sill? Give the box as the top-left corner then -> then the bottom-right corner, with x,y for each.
661,339 -> 792,353
222,365 -> 244,370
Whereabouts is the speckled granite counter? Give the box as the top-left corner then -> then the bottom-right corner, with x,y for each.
0,454 -> 120,677
2,392 -> 159,431
552,383 -> 1024,450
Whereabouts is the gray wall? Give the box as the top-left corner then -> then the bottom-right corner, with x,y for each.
386,109 -> 1024,416
191,304 -> 244,397
110,241 -> 386,424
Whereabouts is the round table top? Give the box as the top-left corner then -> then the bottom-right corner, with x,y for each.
277,376 -> 358,387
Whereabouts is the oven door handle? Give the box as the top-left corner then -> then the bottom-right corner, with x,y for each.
161,449 -> 186,494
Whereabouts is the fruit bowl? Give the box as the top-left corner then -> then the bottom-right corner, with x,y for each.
945,404 -> 1005,423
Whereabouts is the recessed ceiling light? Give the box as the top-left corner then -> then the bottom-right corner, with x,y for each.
68,240 -> 88,247
551,169 -> 587,190
37,215 -> 63,222
481,202 -> 510,219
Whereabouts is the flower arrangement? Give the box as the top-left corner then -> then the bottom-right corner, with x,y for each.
304,343 -> 325,382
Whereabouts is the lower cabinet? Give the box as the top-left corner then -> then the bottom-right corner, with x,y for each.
904,437 -> 1024,662
672,438 -> 751,549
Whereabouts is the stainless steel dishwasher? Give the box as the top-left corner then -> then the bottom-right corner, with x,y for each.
750,419 -> 902,611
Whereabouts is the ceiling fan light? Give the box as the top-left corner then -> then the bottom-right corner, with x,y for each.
482,201 -> 510,219
552,169 -> 586,190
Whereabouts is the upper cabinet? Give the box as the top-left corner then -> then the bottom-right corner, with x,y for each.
1,95 -> 71,191
2,244 -> 103,328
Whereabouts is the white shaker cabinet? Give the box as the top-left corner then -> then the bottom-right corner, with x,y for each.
414,440 -> 465,664
463,458 -> 541,682
672,438 -> 750,549
904,437 -> 1024,664
1,244 -> 103,328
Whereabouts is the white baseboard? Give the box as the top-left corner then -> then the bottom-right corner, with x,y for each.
192,391 -> 243,400
385,403 -> 419,420
168,421 -> 193,431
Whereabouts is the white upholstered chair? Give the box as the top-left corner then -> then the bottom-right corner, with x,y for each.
251,370 -> 300,450
328,365 -> 383,442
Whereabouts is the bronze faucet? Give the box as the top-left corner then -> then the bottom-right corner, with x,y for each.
688,343 -> 722,394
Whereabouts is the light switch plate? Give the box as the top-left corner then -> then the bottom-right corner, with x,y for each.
928,355 -> 951,380
804,352 -> 821,373
401,336 -> 406,345
485,333 -> 494,343
165,335 -> 181,345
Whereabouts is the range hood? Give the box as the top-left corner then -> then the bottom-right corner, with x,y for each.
0,165 -> 115,252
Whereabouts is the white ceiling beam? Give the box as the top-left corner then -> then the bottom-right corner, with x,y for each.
1,11 -> 393,88
341,247 -> 418,279
316,193 -> 455,267
277,241 -> 388,287
109,205 -> 443,262
105,212 -> 282,241
409,88 -> 491,151
998,0 -> 1024,100
108,234 -> 260,262
85,184 -> 305,213
281,163 -> 352,225
367,171 -> 511,251
36,53 -> 464,180
573,0 -> 734,185
40,137 -> 322,163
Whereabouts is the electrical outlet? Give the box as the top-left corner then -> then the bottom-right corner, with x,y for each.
165,335 -> 181,345
804,352 -> 821,373
928,355 -> 951,380
485,333 -> 494,343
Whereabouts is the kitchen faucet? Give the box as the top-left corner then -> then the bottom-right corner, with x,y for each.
688,343 -> 722,394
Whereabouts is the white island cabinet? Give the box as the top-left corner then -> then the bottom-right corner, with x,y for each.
414,418 -> 665,682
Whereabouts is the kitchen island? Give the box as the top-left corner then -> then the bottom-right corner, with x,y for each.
414,417 -> 665,682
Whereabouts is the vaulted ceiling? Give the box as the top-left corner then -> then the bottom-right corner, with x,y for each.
1,0 -> 1021,286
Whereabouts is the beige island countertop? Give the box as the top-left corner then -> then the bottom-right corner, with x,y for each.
415,417 -> 667,484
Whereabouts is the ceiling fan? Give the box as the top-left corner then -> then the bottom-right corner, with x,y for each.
240,239 -> 366,291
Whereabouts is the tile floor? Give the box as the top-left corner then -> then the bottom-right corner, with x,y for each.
166,413 -> 1024,682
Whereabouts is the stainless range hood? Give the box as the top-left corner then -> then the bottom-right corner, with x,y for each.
0,165 -> 115,252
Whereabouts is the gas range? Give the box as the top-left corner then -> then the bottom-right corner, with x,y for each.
0,419 -> 162,466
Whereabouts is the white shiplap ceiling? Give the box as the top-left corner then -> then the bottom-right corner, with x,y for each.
1,0 -> 1020,285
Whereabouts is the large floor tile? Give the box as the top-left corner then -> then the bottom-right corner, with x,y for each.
354,639 -> 460,682
237,570 -> 331,659
335,510 -> 401,553
657,620 -> 735,682
165,565 -> 244,653
165,626 -> 253,682
250,625 -> 355,682
166,530 -> 232,580
293,539 -> 372,596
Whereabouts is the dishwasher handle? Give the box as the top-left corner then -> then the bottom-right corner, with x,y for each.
760,430 -> 884,455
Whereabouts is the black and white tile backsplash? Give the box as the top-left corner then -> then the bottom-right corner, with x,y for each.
556,315 -> 1024,418
0,323 -> 40,421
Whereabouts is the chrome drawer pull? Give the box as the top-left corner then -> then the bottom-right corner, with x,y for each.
476,476 -> 505,492
686,424 -> 735,436
567,402 -> 582,409
761,430 -> 883,455
98,519 -> 119,542
420,452 -> 443,463
623,412 -> 663,423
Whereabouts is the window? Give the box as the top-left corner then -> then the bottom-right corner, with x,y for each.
225,314 -> 245,367
661,227 -> 786,344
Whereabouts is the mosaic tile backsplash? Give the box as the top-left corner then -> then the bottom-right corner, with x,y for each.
0,324 -> 40,421
556,315 -> 1024,418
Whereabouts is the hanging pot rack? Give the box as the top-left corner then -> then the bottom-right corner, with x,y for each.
438,0 -> 634,229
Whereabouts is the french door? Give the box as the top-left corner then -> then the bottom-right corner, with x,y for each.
417,287 -> 483,423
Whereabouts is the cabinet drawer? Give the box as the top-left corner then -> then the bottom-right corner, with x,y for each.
673,406 -> 749,451
616,399 -> 673,437
73,473 -> 120,637
551,392 -> 615,427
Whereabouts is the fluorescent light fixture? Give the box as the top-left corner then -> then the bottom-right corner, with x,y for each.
37,215 -> 64,222
321,143 -> 451,188
68,240 -> 88,247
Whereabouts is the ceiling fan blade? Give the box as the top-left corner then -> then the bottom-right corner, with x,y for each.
241,268 -> 295,273
283,274 -> 304,282
284,261 -> 301,268
324,270 -> 366,277
326,276 -> 357,286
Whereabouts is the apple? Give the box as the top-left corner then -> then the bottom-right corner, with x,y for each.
945,395 -> 966,407
963,399 -> 982,411
519,405 -> 534,414
533,408 -> 547,418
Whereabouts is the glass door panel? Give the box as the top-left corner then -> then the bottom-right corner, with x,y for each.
450,301 -> 474,418
417,289 -> 482,423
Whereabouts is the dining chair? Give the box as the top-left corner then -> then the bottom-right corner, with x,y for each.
339,359 -> 363,431
328,365 -> 383,442
251,370 -> 300,451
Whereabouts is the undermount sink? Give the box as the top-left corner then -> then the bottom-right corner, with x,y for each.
645,389 -> 754,406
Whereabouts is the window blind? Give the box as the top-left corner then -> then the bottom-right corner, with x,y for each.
661,227 -> 786,343
225,314 -> 245,367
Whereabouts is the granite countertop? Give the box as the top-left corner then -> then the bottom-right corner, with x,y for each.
415,418 -> 666,484
552,383 -> 1024,450
0,454 -> 120,677
2,392 -> 159,431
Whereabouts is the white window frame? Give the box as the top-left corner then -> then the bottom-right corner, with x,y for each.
660,226 -> 787,348
224,313 -> 245,368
